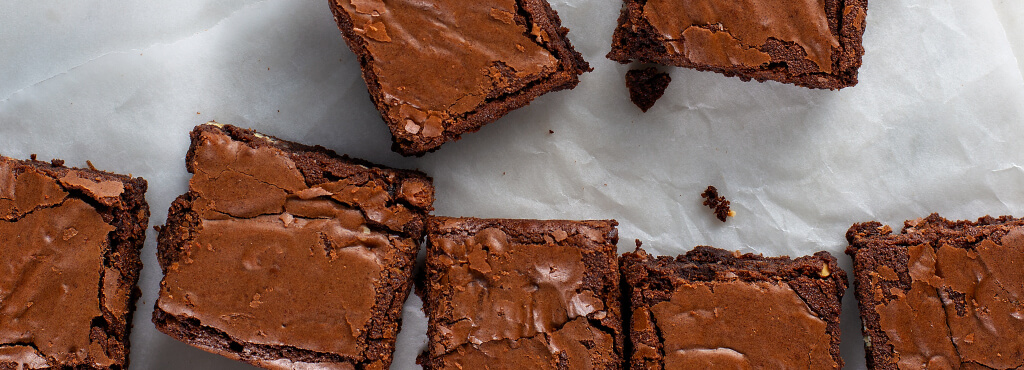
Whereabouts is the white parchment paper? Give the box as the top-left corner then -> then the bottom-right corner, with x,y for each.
2,0 -> 1024,368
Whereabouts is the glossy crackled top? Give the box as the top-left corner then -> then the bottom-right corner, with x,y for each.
642,0 -> 839,72
429,226 -> 616,368
157,129 -> 420,357
337,0 -> 558,134
871,227 -> 1024,369
0,158 -> 122,368
644,280 -> 836,369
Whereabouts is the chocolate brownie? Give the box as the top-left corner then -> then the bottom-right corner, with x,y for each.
607,0 -> 868,89
620,246 -> 847,369
419,217 -> 622,369
153,123 -> 435,368
0,156 -> 149,369
328,0 -> 591,156
847,214 -> 1024,369
625,67 -> 671,112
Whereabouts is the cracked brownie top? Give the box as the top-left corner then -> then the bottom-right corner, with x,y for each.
154,122 -> 434,369
420,217 -> 622,369
847,214 -> 1024,370
0,156 -> 149,369
620,245 -> 847,369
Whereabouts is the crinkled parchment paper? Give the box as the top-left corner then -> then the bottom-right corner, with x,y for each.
2,0 -> 1024,368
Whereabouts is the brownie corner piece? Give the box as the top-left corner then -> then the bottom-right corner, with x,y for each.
328,0 -> 591,155
153,122 -> 434,368
845,214 -> 1024,369
607,0 -> 868,89
420,217 -> 622,369
0,155 -> 149,369
620,246 -> 846,369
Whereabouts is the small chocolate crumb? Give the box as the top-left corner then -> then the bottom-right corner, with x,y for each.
51,159 -> 65,167
701,185 -> 732,222
626,67 -> 671,112
548,130 -> 554,134
635,239 -> 642,249
30,154 -> 37,161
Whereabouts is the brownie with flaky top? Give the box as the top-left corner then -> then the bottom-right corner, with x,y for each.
620,246 -> 846,369
328,0 -> 591,156
607,0 -> 868,89
419,217 -> 622,369
0,156 -> 149,369
847,214 -> 1024,370
153,123 -> 435,369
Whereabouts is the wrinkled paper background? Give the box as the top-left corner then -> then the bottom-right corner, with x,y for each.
3,0 -> 1024,368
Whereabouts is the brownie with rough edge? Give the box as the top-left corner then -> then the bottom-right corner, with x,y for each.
847,214 -> 1024,369
607,0 -> 868,89
0,156 -> 149,369
620,246 -> 847,369
419,217 -> 622,369
328,0 -> 591,156
153,122 -> 435,369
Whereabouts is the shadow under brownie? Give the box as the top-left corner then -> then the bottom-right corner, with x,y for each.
847,214 -> 1024,369
153,123 -> 435,369
419,217 -> 622,369
328,0 -> 591,155
607,0 -> 868,89
620,246 -> 846,369
0,156 -> 149,369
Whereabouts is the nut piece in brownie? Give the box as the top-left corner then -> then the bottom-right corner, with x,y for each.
625,67 -> 671,112
153,123 -> 435,369
0,156 -> 149,369
847,214 -> 1024,369
419,217 -> 622,369
620,246 -> 846,369
607,0 -> 868,89
328,0 -> 591,155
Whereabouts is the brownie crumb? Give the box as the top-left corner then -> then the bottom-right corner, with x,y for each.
50,159 -> 64,167
625,67 -> 671,112
701,185 -> 732,222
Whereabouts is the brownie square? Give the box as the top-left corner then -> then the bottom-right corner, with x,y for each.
419,217 -> 622,369
847,214 -> 1024,369
328,0 -> 591,156
620,246 -> 847,369
153,123 -> 435,368
607,0 -> 868,89
0,156 -> 149,369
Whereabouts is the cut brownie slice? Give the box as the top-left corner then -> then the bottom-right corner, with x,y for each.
328,0 -> 591,155
607,0 -> 868,89
153,123 -> 435,369
419,217 -> 622,369
620,246 -> 846,369
0,156 -> 149,369
847,214 -> 1024,369
625,67 -> 671,112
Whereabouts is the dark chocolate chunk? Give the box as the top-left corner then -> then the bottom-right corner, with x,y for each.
700,185 -> 732,222
847,214 -> 1024,369
607,0 -> 868,89
329,0 -> 591,155
0,156 -> 149,369
621,246 -> 846,369
419,217 -> 623,369
153,123 -> 435,369
626,67 -> 671,112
